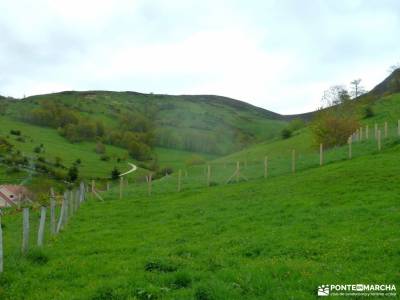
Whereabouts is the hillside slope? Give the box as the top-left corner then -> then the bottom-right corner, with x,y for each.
1,145 -> 399,299
2,91 -> 287,155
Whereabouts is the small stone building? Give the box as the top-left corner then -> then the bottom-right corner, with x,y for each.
0,185 -> 30,208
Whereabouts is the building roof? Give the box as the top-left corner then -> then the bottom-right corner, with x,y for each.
0,185 -> 29,207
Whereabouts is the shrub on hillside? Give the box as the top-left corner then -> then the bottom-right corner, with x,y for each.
281,128 -> 292,139
185,155 -> 206,166
363,106 -> 374,118
95,141 -> 106,154
10,129 -> 21,136
111,167 -> 120,180
0,137 -> 13,153
288,118 -> 305,131
311,113 -> 359,148
100,154 -> 110,161
127,140 -> 152,161
67,165 -> 79,182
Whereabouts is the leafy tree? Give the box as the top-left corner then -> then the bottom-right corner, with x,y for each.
311,111 -> 359,148
95,141 -> 106,154
363,106 -> 374,118
281,128 -> 292,139
288,118 -> 305,132
111,167 -> 120,180
67,165 -> 79,182
127,140 -> 152,161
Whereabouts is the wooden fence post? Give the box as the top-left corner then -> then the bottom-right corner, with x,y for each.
292,149 -> 296,173
384,121 -> 388,138
106,182 -> 110,191
64,192 -> 69,225
348,137 -> 352,159
0,213 -> 3,273
50,188 -> 56,235
22,207 -> 29,254
37,206 -> 46,247
264,156 -> 268,178
366,125 -> 369,140
56,197 -> 65,234
319,144 -> 323,166
207,165 -> 211,187
236,162 -> 240,182
374,123 -> 378,139
378,129 -> 382,151
178,170 -> 182,192
80,182 -> 85,203
146,174 -> 152,196
75,190 -> 80,210
69,190 -> 74,216
119,177 -> 123,200
360,127 -> 363,141
398,120 -> 400,136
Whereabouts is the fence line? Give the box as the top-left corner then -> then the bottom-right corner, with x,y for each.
100,120 -> 400,200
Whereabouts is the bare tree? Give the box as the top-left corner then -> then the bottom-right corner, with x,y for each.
350,78 -> 366,98
321,85 -> 350,108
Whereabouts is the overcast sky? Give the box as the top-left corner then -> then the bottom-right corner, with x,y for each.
0,0 -> 399,114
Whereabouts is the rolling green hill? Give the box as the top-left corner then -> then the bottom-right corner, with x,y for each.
0,91 -> 288,188
2,91 -> 287,155
1,143 -> 399,299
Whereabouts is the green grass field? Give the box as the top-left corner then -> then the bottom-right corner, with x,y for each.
1,144 -> 399,299
1,87 -> 400,299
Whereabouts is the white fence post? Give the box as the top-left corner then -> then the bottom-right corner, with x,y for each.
0,212 -> 3,273
56,194 -> 66,233
37,206 -> 46,247
22,207 -> 29,254
50,188 -> 56,235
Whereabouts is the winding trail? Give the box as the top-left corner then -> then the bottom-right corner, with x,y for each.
119,163 -> 138,177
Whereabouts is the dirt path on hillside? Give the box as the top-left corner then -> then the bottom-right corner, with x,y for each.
119,163 -> 137,177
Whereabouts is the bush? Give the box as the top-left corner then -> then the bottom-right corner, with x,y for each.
54,157 -> 63,167
111,167 -> 120,180
281,128 -> 292,139
288,118 -> 305,131
67,165 -> 79,182
185,155 -> 205,166
95,141 -> 106,154
364,106 -> 374,118
10,129 -> 21,136
33,145 -> 42,153
100,154 -> 110,161
127,140 -> 152,161
311,113 -> 359,148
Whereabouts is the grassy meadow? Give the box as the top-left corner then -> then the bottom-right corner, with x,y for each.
1,88 -> 400,299
1,144 -> 399,299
